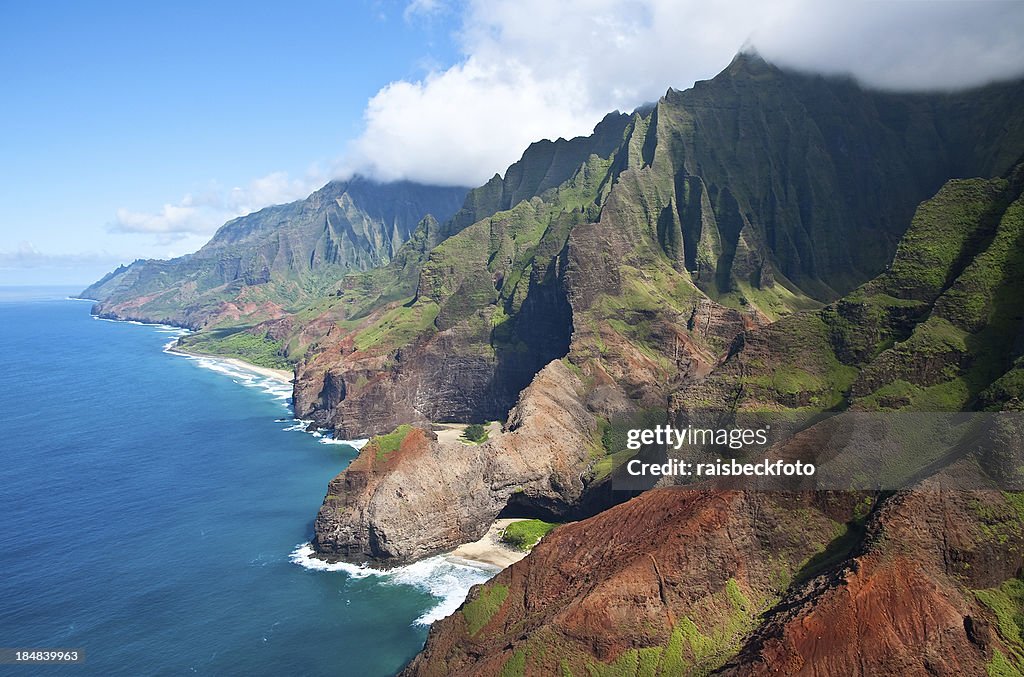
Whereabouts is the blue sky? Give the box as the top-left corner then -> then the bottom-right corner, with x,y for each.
2,0 -> 1023,286
0,1 -> 461,284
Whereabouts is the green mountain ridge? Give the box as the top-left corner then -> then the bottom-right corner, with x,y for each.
671,160 -> 1024,421
279,53 -> 1024,438
81,177 -> 469,328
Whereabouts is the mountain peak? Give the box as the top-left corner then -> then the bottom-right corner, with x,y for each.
723,47 -> 773,76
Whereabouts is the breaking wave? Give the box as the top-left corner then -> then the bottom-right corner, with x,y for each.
289,543 -> 497,625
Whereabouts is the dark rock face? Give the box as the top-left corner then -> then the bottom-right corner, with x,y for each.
294,303 -> 574,439
606,52 -> 1024,300
672,166 -> 1024,421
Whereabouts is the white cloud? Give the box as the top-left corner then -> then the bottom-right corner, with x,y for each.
0,241 -> 124,270
110,169 -> 325,238
347,0 -> 1024,186
112,201 -> 206,236
403,0 -> 447,22
225,170 -> 323,217
345,58 -> 589,186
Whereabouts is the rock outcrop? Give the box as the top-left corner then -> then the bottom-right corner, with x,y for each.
312,360 -> 598,564
720,486 -> 1024,676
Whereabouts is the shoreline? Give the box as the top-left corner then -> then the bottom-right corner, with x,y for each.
155,318 -> 516,569
166,345 -> 294,384
82,310 -> 294,386
448,519 -> 530,569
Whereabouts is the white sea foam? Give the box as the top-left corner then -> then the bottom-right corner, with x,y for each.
160,329 -> 191,351
319,437 -> 369,449
98,316 -> 368,446
289,543 -> 497,625
174,354 -> 293,402
162,349 -> 349,443
93,315 -> 185,331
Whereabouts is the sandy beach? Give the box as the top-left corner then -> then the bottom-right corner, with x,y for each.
167,346 -> 293,384
433,421 -> 502,445
215,357 -> 293,384
448,519 -> 530,569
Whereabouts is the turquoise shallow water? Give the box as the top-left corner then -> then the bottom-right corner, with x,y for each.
0,289 -> 492,676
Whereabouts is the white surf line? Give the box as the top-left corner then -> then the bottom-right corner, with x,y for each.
289,543 -> 497,625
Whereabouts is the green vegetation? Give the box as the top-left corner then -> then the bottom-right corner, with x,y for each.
739,313 -> 858,410
976,576 -> 1024,673
84,180 -> 468,327
1003,492 -> 1024,522
590,410 -> 666,481
583,646 -> 664,677
462,583 -> 509,636
501,520 -> 559,551
371,424 -> 413,462
558,563 -> 772,675
653,578 -> 759,676
976,578 -> 1024,647
500,649 -> 526,677
462,424 -> 489,444
178,327 -> 292,370
989,649 -> 1024,677
886,178 -> 1008,300
729,279 -> 820,321
353,301 -> 439,351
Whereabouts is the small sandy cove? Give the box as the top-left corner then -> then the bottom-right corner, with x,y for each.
448,519 -> 530,569
432,421 -> 502,445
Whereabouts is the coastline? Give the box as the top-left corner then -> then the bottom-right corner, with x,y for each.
166,345 -> 294,384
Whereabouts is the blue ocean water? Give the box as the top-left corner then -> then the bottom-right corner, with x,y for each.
0,289 -> 492,676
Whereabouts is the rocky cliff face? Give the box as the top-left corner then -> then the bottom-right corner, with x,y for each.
82,177 -> 468,328
671,161 -> 1024,423
720,486 -> 1023,676
406,482 -> 1024,676
289,54 -> 1024,443
399,162 -> 1024,675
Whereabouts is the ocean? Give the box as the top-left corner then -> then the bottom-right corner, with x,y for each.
0,288 -> 493,676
